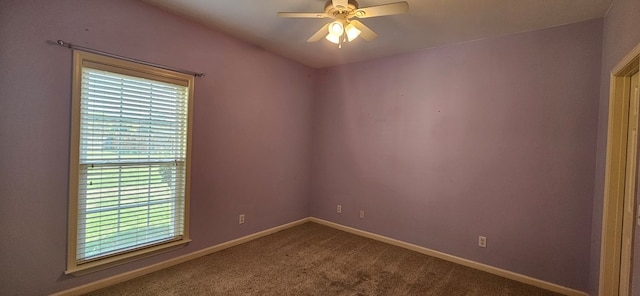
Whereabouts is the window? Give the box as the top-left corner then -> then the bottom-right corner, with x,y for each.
67,51 -> 193,273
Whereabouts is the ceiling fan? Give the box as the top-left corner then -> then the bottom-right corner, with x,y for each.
278,0 -> 409,48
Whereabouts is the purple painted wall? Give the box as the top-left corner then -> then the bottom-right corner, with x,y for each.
0,0 -> 313,294
310,20 -> 603,292
591,0 -> 640,294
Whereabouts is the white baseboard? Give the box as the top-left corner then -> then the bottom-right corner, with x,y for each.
52,216 -> 588,296
51,217 -> 311,296
309,217 -> 588,296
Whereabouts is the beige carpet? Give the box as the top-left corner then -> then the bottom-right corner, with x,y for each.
86,222 -> 564,296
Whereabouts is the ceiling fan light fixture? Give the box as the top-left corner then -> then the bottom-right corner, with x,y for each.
345,23 -> 361,41
325,33 -> 340,44
328,21 -> 344,36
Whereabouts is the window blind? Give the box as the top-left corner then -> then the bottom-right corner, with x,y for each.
77,67 -> 188,263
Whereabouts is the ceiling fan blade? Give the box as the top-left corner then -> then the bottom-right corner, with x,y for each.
307,23 -> 331,42
278,12 -> 329,18
332,0 -> 349,11
350,20 -> 378,41
354,2 -> 409,18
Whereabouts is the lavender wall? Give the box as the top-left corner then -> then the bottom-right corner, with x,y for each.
310,20 -> 603,292
591,0 -> 640,294
0,0 -> 313,294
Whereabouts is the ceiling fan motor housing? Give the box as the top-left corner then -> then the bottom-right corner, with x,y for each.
325,0 -> 362,19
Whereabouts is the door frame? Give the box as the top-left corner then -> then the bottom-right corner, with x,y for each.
600,42 -> 640,296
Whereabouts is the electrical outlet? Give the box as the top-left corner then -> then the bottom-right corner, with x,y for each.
478,236 -> 487,248
239,214 -> 245,224
337,205 -> 342,213
359,210 -> 364,219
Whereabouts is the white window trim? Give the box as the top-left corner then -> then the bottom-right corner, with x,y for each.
67,50 -> 193,274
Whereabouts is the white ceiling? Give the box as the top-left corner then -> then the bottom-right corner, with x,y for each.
141,0 -> 612,68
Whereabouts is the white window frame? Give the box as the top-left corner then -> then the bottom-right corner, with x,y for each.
67,51 -> 193,274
